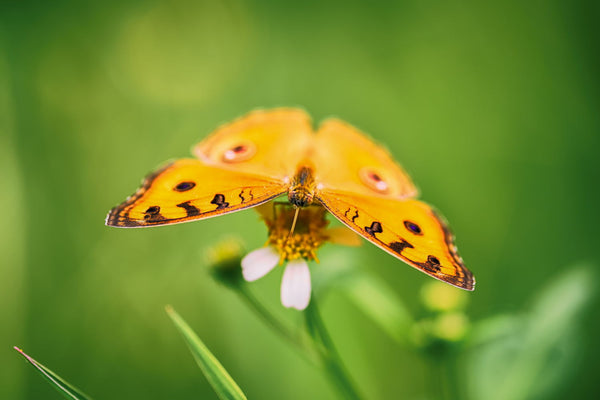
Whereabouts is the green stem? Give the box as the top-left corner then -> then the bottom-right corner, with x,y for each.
442,352 -> 461,400
236,285 -> 318,364
425,350 -> 460,400
305,298 -> 363,400
236,285 -> 362,399
428,356 -> 446,400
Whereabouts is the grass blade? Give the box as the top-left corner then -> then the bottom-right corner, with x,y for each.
14,347 -> 92,400
166,306 -> 247,400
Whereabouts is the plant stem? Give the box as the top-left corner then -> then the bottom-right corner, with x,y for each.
236,285 -> 318,364
425,351 -> 460,400
428,356 -> 447,400
305,298 -> 363,400
236,285 -> 362,399
442,352 -> 461,400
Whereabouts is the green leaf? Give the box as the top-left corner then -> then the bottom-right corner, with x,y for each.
166,306 -> 247,400
14,347 -> 92,400
467,265 -> 595,400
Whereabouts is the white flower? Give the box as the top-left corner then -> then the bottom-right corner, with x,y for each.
241,246 -> 280,282
242,247 -> 311,310
241,203 -> 361,311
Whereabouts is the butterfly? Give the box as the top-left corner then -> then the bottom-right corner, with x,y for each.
106,108 -> 475,290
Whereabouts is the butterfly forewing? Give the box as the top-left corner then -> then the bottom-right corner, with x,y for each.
106,159 -> 286,227
317,193 -> 474,291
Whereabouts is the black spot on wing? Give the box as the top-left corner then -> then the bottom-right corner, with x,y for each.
177,201 -> 200,217
211,194 -> 229,210
174,181 -> 196,192
145,206 -> 160,214
389,240 -> 414,254
404,220 -> 422,235
143,205 -> 166,223
365,221 -> 383,237
421,255 -> 442,273
105,161 -> 174,227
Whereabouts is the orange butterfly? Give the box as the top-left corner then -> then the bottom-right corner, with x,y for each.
106,108 -> 475,291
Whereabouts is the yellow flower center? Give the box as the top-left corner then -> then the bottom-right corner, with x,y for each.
263,204 -> 329,262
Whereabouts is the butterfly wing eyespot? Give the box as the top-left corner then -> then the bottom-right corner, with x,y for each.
359,167 -> 390,194
403,220 -> 423,235
174,181 -> 196,192
222,141 -> 256,163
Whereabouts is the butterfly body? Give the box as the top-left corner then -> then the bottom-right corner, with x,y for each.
107,108 -> 475,290
288,165 -> 317,208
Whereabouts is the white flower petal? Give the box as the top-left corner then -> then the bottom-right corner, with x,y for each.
241,247 -> 279,282
280,259 -> 311,310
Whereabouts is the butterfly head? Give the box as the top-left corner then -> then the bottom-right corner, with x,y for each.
288,165 -> 316,208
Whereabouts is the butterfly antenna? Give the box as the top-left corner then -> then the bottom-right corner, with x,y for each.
287,207 -> 300,240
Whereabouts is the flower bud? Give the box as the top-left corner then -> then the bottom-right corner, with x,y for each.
205,236 -> 246,289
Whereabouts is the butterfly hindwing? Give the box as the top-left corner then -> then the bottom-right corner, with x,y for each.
194,108 -> 313,179
317,190 -> 475,290
106,159 -> 286,227
313,118 -> 418,199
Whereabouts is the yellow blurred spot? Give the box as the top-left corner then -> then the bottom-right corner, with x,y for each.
421,281 -> 468,312
205,236 -> 245,270
432,312 -> 469,342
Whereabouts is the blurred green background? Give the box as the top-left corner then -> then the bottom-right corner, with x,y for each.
1,0 -> 599,399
